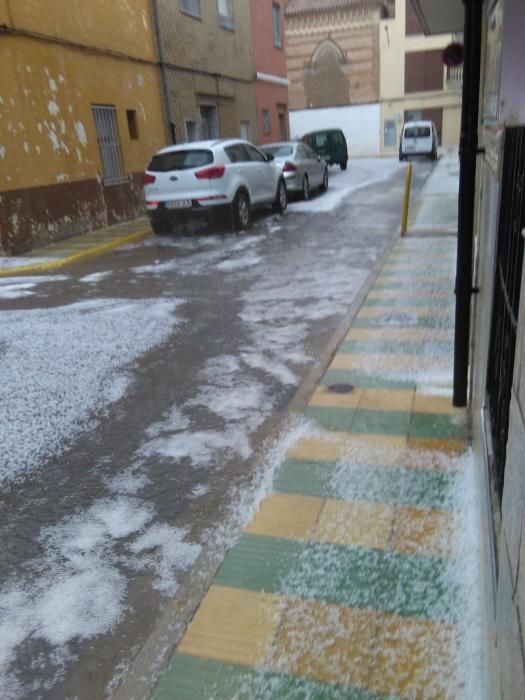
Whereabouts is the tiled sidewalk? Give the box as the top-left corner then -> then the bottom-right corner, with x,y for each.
0,217 -> 150,276
152,236 -> 470,699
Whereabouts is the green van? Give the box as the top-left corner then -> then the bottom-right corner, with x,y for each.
300,129 -> 348,170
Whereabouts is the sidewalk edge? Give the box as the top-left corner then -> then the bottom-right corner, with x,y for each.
113,232 -> 400,700
0,229 -> 151,277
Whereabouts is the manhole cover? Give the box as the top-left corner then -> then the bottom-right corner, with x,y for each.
327,383 -> 355,394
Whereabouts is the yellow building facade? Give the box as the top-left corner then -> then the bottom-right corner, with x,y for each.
0,0 -> 166,253
379,0 -> 462,155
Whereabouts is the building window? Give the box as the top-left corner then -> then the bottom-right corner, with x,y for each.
272,3 -> 282,48
218,0 -> 234,29
180,0 -> 200,18
384,119 -> 396,146
126,110 -> 139,140
262,109 -> 271,135
91,105 -> 125,183
240,120 -> 250,141
405,50 -> 444,93
185,120 -> 198,142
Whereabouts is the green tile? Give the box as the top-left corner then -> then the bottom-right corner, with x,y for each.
352,316 -> 454,330
215,535 -> 458,624
350,409 -> 411,437
274,459 -> 457,511
321,370 -> 416,391
410,412 -> 468,440
214,534 -> 303,592
305,406 -> 356,432
153,654 -> 399,699
340,340 -> 453,355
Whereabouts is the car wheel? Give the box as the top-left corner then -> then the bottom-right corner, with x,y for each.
273,179 -> 287,214
340,160 -> 348,171
151,221 -> 169,235
399,153 -> 405,162
430,149 -> 437,161
320,168 -> 328,192
232,190 -> 251,231
302,175 -> 310,201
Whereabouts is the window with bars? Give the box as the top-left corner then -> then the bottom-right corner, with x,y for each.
180,0 -> 200,18
218,0 -> 234,29
272,3 -> 282,48
91,105 -> 125,183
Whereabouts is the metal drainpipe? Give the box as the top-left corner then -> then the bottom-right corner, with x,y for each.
151,0 -> 175,144
453,0 -> 483,407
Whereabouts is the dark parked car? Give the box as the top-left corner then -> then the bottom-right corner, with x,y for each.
300,129 -> 348,170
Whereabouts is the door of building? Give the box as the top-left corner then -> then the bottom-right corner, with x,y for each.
200,105 -> 219,139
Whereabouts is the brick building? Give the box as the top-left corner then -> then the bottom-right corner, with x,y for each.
250,1 -> 290,144
284,0 -> 394,111
154,0 -> 257,145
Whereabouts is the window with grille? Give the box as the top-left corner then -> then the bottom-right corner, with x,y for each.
272,3 -> 282,48
218,0 -> 234,29
91,105 -> 125,183
180,0 -> 200,18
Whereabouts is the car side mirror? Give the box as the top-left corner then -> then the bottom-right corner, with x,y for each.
265,153 -> 275,162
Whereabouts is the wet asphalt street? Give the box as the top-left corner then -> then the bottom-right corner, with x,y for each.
0,159 -> 434,698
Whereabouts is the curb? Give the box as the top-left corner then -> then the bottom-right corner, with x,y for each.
0,228 -> 151,277
113,230 -> 401,700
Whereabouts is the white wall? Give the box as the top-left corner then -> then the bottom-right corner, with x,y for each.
289,103 -> 381,157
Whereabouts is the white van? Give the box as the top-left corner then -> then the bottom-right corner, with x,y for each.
399,120 -> 438,161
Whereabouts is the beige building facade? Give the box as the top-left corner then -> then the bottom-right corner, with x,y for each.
379,0 -> 462,155
155,0 -> 257,145
285,0 -> 394,111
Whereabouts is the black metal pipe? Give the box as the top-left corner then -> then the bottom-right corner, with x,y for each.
453,0 -> 483,407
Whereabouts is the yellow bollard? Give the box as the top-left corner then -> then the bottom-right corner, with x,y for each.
401,162 -> 412,237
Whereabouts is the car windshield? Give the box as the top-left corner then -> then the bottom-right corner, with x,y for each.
148,150 -> 214,172
404,126 -> 431,138
261,145 -> 294,158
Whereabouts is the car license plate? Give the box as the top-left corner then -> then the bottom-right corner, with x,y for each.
166,200 -> 191,209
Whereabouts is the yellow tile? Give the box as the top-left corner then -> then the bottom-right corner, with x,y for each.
178,586 -> 285,667
346,327 -> 452,342
269,598 -> 381,688
392,506 -> 457,558
403,447 -> 466,471
331,352 -> 418,371
358,388 -> 414,412
314,499 -> 394,549
286,437 -> 346,462
413,393 -> 466,416
243,494 -> 324,540
357,305 -> 451,318
408,436 -> 467,455
286,433 -> 409,467
308,385 -> 363,409
376,274 -> 454,285
345,432 -> 408,451
369,615 -> 460,699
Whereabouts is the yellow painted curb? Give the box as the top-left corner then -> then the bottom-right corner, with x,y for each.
0,228 -> 151,277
